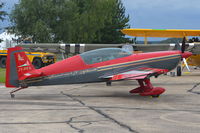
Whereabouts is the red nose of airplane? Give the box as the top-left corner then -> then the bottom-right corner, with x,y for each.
181,51 -> 192,58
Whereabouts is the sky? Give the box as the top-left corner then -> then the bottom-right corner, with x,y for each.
0,0 -> 19,31
1,0 -> 200,40
122,0 -> 200,29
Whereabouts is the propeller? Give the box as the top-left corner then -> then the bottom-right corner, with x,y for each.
174,37 -> 192,75
180,37 -> 192,72
181,37 -> 186,53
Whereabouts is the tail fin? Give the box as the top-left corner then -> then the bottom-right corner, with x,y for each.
6,46 -> 36,88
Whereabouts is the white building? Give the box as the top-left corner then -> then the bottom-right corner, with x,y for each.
0,30 -> 19,50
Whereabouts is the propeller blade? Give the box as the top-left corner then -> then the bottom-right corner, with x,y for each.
181,37 -> 186,53
175,42 -> 181,51
183,58 -> 190,72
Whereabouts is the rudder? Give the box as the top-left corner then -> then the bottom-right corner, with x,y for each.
6,46 -> 36,88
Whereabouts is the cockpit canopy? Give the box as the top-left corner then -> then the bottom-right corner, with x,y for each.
80,48 -> 132,64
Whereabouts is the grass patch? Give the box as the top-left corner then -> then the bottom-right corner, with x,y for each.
0,68 -> 6,83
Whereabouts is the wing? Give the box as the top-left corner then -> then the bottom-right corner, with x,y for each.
121,29 -> 200,38
100,67 -> 168,81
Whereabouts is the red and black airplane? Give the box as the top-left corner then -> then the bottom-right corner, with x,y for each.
6,39 -> 191,98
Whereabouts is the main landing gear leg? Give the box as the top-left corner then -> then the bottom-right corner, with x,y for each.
10,87 -> 27,98
129,78 -> 165,97
106,81 -> 112,86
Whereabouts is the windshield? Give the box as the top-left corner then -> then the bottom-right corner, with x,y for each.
80,48 -> 132,64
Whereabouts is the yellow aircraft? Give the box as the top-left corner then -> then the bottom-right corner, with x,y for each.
121,28 -> 200,75
121,29 -> 200,44
186,54 -> 200,68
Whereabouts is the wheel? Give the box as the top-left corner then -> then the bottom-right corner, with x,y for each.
10,93 -> 15,98
155,75 -> 159,78
32,58 -> 43,69
176,66 -> 182,76
106,81 -> 112,86
151,94 -> 160,98
0,57 -> 6,68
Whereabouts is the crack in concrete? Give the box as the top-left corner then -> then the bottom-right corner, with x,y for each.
188,83 -> 200,95
65,114 -> 108,133
0,120 -> 105,124
0,101 -> 85,108
61,92 -> 139,133
66,115 -> 86,133
0,120 -> 105,126
88,106 -> 138,133
0,121 -> 66,125
91,106 -> 200,113
79,121 -> 92,127
0,108 -> 87,112
64,85 -> 88,92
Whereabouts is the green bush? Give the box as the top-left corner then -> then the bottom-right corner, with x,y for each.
0,68 -> 6,83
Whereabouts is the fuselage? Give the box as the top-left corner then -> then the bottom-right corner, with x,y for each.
26,49 -> 182,86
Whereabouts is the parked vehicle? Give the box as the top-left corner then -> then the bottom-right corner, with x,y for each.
0,50 -> 56,69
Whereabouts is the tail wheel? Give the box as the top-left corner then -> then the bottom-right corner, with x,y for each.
106,81 -> 112,86
176,66 -> 182,76
0,57 -> 7,68
32,58 -> 43,69
151,94 -> 160,98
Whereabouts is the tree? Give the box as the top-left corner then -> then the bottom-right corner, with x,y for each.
72,0 -> 114,43
11,0 -> 79,42
98,0 -> 130,44
11,0 -> 130,43
0,2 -> 7,21
72,0 -> 130,43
